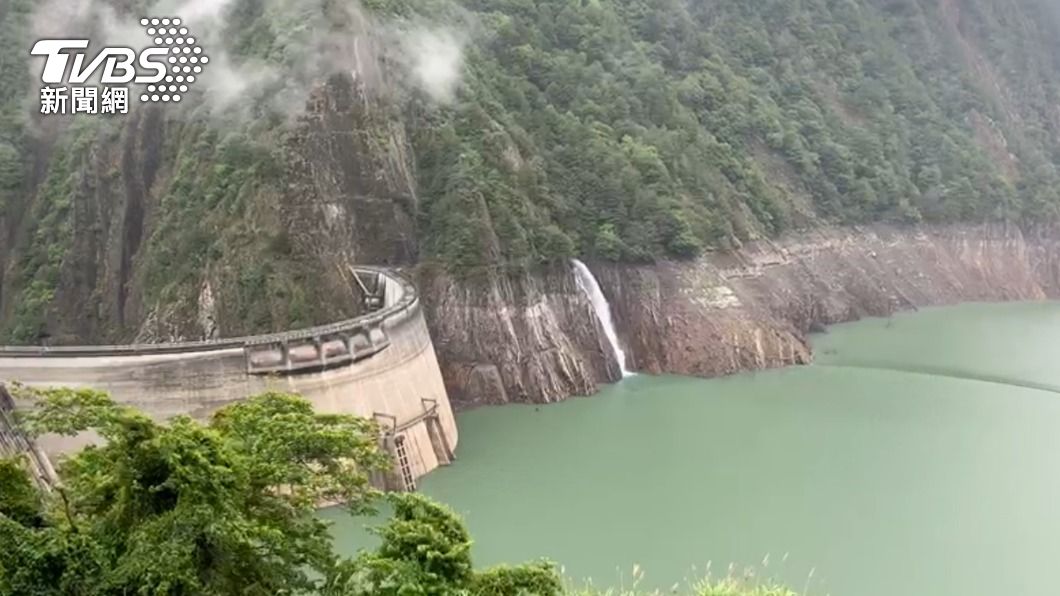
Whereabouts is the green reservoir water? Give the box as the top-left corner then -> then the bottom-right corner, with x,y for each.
326,302 -> 1060,595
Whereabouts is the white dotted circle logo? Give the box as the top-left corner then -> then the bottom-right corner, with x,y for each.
137,17 -> 207,103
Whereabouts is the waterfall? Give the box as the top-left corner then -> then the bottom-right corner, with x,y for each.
571,259 -> 633,377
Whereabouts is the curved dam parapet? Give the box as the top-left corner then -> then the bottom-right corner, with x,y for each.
0,267 -> 457,489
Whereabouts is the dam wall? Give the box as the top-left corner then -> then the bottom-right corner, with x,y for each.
0,268 -> 457,487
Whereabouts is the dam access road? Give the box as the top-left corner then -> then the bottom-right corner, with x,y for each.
0,267 -> 458,489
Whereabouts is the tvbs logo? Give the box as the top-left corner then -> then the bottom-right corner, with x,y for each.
31,17 -> 209,115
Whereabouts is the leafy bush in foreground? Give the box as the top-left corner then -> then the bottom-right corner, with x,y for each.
0,387 -> 800,596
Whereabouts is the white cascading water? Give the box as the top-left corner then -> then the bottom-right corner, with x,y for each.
571,259 -> 633,377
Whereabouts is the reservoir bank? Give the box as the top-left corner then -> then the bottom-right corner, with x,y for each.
327,301 -> 1060,596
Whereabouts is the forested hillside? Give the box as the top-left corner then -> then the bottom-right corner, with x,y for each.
410,0 -> 1060,267
1,0 -> 1059,342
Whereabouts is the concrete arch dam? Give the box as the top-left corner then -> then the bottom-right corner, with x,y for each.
0,267 -> 457,489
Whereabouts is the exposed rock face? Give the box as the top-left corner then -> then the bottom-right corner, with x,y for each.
7,101 -> 1060,405
595,224 -> 1060,378
28,109 -> 169,344
1,73 -> 415,344
420,265 -> 620,406
429,224 -> 1060,405
283,74 -> 419,269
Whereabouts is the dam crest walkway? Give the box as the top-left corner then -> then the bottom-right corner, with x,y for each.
0,266 -> 458,489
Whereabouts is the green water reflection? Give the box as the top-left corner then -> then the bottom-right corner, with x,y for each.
326,302 -> 1060,595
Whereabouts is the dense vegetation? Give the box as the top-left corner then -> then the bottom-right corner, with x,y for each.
0,0 -> 30,214
3,0 -> 1060,339
406,0 -> 1060,267
0,388 -> 797,595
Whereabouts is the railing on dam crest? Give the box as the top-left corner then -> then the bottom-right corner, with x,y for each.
0,266 -> 418,376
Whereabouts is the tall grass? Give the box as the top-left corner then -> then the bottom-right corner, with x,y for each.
565,562 -> 804,596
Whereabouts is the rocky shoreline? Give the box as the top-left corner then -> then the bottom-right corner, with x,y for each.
427,224 -> 1060,406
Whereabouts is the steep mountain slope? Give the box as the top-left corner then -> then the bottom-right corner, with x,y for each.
2,0 -> 1060,402
415,0 -> 1060,266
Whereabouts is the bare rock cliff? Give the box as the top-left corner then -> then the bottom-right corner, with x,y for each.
429,224 -> 1060,405
420,265 -> 620,406
595,224 -> 1060,378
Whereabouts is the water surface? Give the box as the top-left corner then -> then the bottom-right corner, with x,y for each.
328,302 -> 1060,595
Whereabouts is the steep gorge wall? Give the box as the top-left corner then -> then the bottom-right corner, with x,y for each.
7,78 -> 1060,408
421,265 -> 620,406
7,1 -> 1060,409
597,224 -> 1060,379
0,74 -> 416,345
433,224 -> 1060,406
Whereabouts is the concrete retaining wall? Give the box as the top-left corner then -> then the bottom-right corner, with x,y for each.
0,268 -> 457,484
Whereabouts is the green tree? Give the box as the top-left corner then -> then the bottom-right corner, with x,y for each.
592,223 -> 625,261
324,493 -> 562,596
0,390 -> 805,596
1,388 -> 387,595
0,389 -> 572,596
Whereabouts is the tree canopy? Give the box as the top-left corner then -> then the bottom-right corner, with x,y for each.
4,0 -> 1060,339
403,0 -> 1060,270
0,389 -> 387,595
0,388 -> 567,596
0,388 -> 800,595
